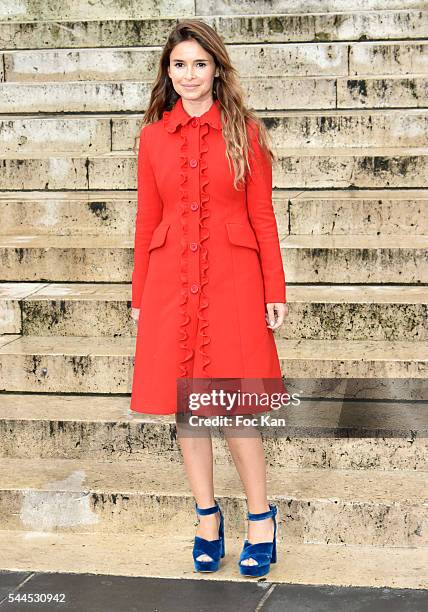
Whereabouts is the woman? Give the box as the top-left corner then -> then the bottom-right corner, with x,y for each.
130,19 -> 288,578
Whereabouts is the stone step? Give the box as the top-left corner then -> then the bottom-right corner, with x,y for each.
265,109 -> 428,149
0,190 -> 138,236
1,0 -> 425,21
0,115 -> 112,156
2,11 -> 426,50
0,335 -> 426,394
0,234 -> 133,282
341,76 -> 428,109
1,530 -> 426,589
286,188 -> 428,235
0,0 -> 194,21
280,234 -> 428,283
0,394 -> 426,471
1,75 -> 426,113
0,455 -> 426,546
272,147 -> 428,189
0,148 -> 426,190
1,0 -> 426,22
2,109 -> 428,156
0,189 -> 426,237
0,233 -> 426,283
197,1 -> 427,16
1,282 -> 427,341
3,42 -> 427,83
0,282 -> 137,337
350,41 -> 428,78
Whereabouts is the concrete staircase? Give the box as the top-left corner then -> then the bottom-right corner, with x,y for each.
0,0 -> 427,589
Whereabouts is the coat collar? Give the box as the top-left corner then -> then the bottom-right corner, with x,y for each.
163,97 -> 222,133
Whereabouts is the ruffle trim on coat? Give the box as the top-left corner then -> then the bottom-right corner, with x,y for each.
178,124 -> 194,377
198,123 -> 211,376
166,112 -> 212,379
162,110 -> 174,134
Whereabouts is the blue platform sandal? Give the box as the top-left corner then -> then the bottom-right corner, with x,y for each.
192,500 -> 225,573
238,503 -> 277,577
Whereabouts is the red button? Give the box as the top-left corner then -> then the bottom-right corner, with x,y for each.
190,202 -> 199,211
189,158 -> 198,168
189,242 -> 198,251
191,118 -> 199,127
190,283 -> 199,294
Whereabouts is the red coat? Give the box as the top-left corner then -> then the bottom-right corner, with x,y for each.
130,97 -> 286,414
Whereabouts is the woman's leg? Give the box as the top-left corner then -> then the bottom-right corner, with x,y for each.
222,418 -> 275,566
175,415 -> 220,561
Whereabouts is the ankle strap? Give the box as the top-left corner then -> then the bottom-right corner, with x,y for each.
195,501 -> 219,516
247,503 -> 277,521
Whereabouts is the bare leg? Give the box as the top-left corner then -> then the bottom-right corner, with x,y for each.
222,418 -> 274,567
175,415 -> 220,562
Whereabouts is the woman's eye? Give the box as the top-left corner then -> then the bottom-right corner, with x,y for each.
173,62 -> 207,68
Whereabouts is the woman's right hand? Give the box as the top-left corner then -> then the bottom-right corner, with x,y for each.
131,307 -> 140,322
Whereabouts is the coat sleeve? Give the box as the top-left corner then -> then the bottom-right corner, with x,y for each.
246,120 -> 286,304
131,125 -> 163,309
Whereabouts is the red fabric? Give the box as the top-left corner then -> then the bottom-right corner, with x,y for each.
130,97 -> 286,414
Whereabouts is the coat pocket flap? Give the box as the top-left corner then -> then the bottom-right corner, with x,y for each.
148,223 -> 170,252
226,222 -> 259,252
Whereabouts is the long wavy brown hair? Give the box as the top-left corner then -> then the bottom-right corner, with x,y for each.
132,18 -> 275,190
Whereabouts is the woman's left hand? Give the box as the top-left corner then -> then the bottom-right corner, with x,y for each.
265,303 -> 288,330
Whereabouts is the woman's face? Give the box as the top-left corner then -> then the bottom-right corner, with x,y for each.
167,39 -> 218,103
